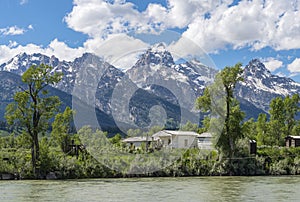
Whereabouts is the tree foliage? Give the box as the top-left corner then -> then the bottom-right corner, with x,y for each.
51,107 -> 74,153
5,64 -> 62,177
197,63 -> 244,158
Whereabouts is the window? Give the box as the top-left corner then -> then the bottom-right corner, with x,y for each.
184,139 -> 188,147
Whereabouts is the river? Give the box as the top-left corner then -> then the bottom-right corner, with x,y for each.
0,176 -> 300,201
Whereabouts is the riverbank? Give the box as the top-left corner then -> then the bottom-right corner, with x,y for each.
1,146 -> 299,180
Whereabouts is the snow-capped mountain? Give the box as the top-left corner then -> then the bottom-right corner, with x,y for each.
236,59 -> 300,112
0,53 -> 61,75
126,43 -> 216,110
0,52 -> 125,117
1,46 -> 300,125
0,52 -> 73,93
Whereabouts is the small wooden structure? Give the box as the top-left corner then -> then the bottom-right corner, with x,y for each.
249,140 -> 257,155
68,140 -> 86,159
285,136 -> 300,148
122,136 -> 152,148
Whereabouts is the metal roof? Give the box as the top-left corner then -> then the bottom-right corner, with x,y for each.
152,130 -> 199,138
122,136 -> 151,143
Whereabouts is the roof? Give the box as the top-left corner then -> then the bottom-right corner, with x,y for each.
286,136 -> 300,139
198,132 -> 213,138
152,130 -> 199,138
122,136 -> 151,143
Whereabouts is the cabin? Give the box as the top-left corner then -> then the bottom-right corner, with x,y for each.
197,132 -> 213,150
122,136 -> 152,148
285,136 -> 300,148
152,130 -> 198,149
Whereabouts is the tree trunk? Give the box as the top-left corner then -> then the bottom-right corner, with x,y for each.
33,132 -> 40,178
31,141 -> 36,177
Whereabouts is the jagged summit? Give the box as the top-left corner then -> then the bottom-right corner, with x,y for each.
236,59 -> 300,113
133,43 -> 174,67
0,52 -> 57,74
1,49 -> 300,120
244,59 -> 272,79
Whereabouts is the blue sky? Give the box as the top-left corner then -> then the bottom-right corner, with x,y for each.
1,0 -> 300,81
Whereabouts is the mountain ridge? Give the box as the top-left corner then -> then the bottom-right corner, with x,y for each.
1,49 -> 299,125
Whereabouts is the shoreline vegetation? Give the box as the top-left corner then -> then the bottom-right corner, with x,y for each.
1,63 -> 300,179
0,137 -> 300,180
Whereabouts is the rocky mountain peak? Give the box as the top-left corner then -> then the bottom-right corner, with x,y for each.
133,43 -> 175,68
244,59 -> 271,79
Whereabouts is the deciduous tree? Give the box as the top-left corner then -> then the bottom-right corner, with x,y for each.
5,64 -> 62,177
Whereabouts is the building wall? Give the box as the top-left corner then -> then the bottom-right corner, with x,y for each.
285,138 -> 300,147
160,136 -> 171,147
295,139 -> 300,147
173,135 -> 197,149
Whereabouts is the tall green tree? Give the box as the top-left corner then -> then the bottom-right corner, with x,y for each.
256,113 -> 269,145
197,63 -> 244,158
269,97 -> 286,145
220,63 -> 243,148
51,107 -> 74,153
5,64 -> 62,177
267,94 -> 300,145
284,94 -> 300,137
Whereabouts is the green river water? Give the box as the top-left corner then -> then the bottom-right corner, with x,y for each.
0,176 -> 299,201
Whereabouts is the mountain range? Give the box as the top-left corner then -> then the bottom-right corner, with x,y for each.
1,44 -> 299,132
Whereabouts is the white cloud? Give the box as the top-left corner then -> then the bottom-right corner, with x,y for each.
28,25 -> 34,30
64,0 -> 224,38
20,0 -> 28,5
0,26 -> 26,36
64,0 -> 300,53
0,39 -> 85,65
0,35 -> 148,70
288,58 -> 300,73
8,41 -> 18,48
83,34 -> 148,69
44,39 -> 85,61
64,0 -> 148,38
181,0 -> 300,52
167,36 -> 216,68
0,43 -> 43,64
63,0 -> 300,53
262,58 -> 283,72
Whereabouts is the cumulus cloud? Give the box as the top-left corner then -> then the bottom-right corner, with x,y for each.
0,43 -> 43,64
182,0 -> 300,52
0,35 -> 148,70
0,39 -> 85,65
64,0 -> 224,38
83,34 -> 148,69
64,0 -> 149,38
64,0 -> 300,53
44,39 -> 85,61
262,58 -> 283,72
288,58 -> 300,73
